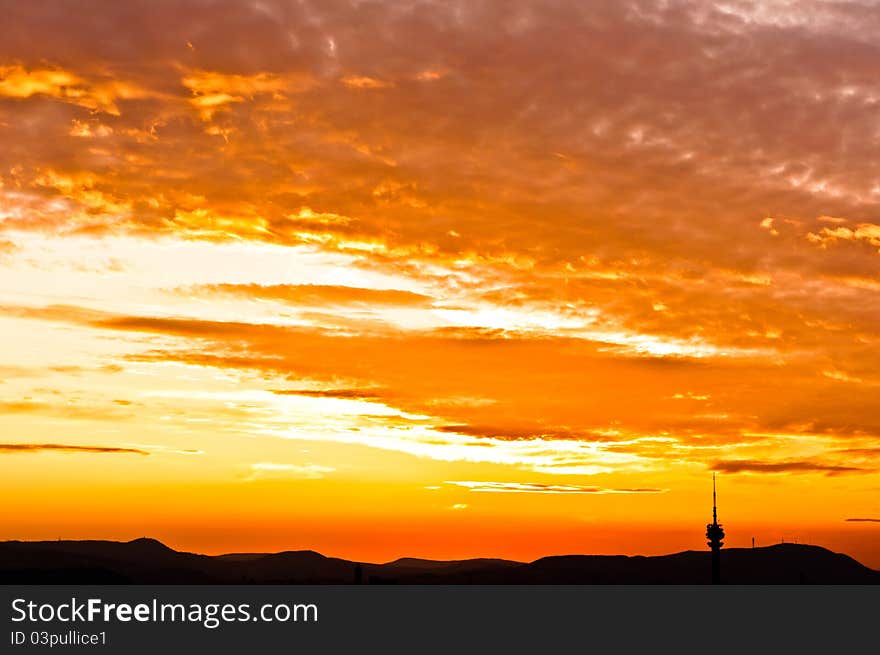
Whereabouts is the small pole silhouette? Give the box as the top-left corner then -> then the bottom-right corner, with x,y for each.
706,473 -> 725,584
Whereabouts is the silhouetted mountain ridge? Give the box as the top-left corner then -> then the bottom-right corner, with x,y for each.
0,539 -> 876,584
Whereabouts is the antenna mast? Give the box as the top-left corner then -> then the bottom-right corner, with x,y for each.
712,472 -> 717,524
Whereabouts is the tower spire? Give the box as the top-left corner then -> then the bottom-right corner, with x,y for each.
712,472 -> 717,524
706,473 -> 724,584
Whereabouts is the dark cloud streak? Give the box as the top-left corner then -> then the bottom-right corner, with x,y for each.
0,443 -> 149,455
712,460 -> 870,475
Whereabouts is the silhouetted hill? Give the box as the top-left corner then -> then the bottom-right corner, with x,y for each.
0,539 -> 216,584
431,545 -> 877,584
383,557 -> 520,573
236,550 -> 367,584
0,539 -> 876,584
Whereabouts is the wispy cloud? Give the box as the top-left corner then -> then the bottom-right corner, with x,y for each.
0,443 -> 148,455
244,462 -> 335,481
445,481 -> 665,494
270,388 -> 385,401
131,444 -> 204,456
712,460 -> 870,475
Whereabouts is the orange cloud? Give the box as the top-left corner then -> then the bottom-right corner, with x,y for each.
182,69 -> 313,119
807,222 -> 880,250
341,75 -> 393,90
186,283 -> 433,307
0,65 -> 80,99
0,64 -> 154,114
444,481 -> 665,494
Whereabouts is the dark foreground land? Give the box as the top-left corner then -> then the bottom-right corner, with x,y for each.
1,538 -> 877,584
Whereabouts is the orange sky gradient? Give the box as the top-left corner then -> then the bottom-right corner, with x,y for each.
1,0 -> 879,567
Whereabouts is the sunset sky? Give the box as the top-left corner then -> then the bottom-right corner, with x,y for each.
1,0 -> 879,566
